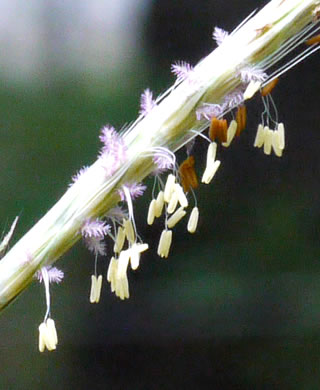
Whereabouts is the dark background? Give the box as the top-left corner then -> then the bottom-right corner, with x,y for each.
1,0 -> 320,389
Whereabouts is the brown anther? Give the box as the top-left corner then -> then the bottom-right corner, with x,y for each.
179,155 -> 199,193
261,77 -> 279,97
209,117 -> 228,143
235,105 -> 247,136
313,6 -> 320,21
306,34 -> 320,46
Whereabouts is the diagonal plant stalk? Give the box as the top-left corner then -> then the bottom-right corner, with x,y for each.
0,0 -> 319,312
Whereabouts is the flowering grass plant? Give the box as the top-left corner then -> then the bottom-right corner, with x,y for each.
0,0 -> 319,352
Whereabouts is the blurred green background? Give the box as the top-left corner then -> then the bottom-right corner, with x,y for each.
1,0 -> 320,389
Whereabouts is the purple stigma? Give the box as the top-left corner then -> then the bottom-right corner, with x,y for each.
140,88 -> 156,115
118,183 -> 146,201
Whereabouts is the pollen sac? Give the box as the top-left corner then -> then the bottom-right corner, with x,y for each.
108,252 -> 130,300
222,120 -> 237,147
207,142 -> 217,165
254,124 -> 266,148
235,105 -> 247,136
38,323 -> 46,353
107,257 -> 117,292
116,275 -> 130,300
244,80 -> 262,100
272,132 -> 283,157
123,219 -> 135,244
46,319 -> 58,347
90,275 -> 97,303
147,199 -> 157,225
174,183 -> 188,208
263,126 -> 273,155
38,319 -> 58,352
254,123 -> 285,157
209,117 -> 228,143
164,174 -> 176,203
90,275 -> 103,303
271,123 -> 285,157
167,190 -> 179,214
179,155 -> 199,193
201,160 -> 221,184
129,243 -> 149,270
261,78 -> 279,97
187,207 -> 199,233
202,142 -> 221,184
167,207 -> 187,229
117,250 -> 130,279
277,123 -> 285,150
155,191 -> 165,218
157,229 -> 173,258
114,226 -> 125,253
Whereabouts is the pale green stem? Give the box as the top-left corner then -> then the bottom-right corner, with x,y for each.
0,0 -> 318,311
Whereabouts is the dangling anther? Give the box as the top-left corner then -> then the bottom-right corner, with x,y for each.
157,229 -> 173,258
38,318 -> 58,352
277,123 -> 285,150
201,142 -> 220,184
167,207 -> 187,229
235,105 -> 247,136
123,219 -> 135,244
222,120 -> 237,147
187,207 -> 199,234
167,190 -> 179,214
206,142 -> 217,164
201,160 -> 221,184
90,275 -> 103,303
155,191 -> 165,218
261,78 -> 279,97
107,257 -> 117,292
209,117 -> 228,143
271,123 -> 285,157
254,124 -> 266,148
244,80 -> 262,100
164,174 -> 176,203
263,126 -> 273,155
179,155 -> 199,193
147,199 -> 157,225
174,183 -> 188,208
114,226 -> 125,253
305,34 -> 320,46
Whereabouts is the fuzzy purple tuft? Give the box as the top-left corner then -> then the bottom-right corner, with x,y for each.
153,148 -> 175,174
107,206 -> 128,222
139,89 -> 156,116
118,183 -> 146,201
196,103 -> 223,121
36,266 -> 64,284
222,89 -> 244,110
212,27 -> 229,46
99,125 -> 127,176
240,67 -> 268,83
84,237 -> 107,256
81,218 -> 110,239
171,61 -> 194,82
81,218 -> 109,256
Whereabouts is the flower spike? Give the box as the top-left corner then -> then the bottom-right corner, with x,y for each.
0,0 -> 319,352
